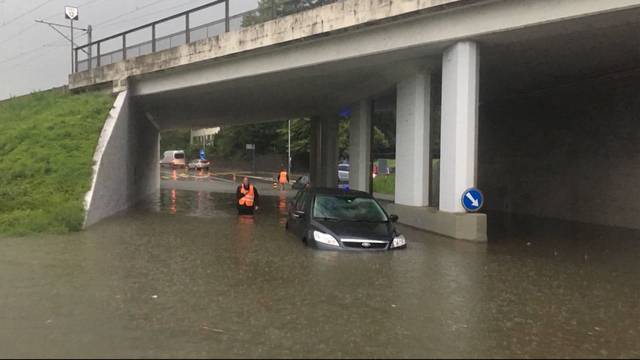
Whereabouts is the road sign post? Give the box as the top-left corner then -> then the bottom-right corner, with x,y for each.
246,144 -> 256,174
461,188 -> 484,212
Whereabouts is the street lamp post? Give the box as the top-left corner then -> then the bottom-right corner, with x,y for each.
288,119 -> 291,175
64,6 -> 79,73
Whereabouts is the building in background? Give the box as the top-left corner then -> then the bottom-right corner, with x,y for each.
190,127 -> 220,146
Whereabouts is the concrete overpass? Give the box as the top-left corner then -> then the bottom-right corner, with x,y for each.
75,0 -> 640,241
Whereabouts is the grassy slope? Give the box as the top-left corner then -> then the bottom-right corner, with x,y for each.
373,174 -> 395,195
0,89 -> 113,236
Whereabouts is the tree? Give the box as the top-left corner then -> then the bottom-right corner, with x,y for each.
276,118 -> 310,154
160,129 -> 191,153
372,110 -> 395,159
211,122 -> 284,159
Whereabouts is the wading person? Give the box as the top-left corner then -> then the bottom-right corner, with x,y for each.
237,177 -> 260,215
277,167 -> 289,191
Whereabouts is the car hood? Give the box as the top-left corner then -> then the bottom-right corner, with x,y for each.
313,220 -> 394,241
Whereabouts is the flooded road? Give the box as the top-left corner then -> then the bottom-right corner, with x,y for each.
1,183 -> 640,357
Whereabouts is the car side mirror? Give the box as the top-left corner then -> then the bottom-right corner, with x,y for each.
389,214 -> 399,223
292,210 -> 305,219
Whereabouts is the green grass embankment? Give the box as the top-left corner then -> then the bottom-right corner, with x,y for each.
372,159 -> 439,197
373,174 -> 395,195
0,89 -> 113,236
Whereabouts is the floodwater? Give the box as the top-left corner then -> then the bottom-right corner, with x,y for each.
1,181 -> 640,358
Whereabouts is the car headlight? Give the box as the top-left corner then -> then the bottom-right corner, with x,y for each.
391,234 -> 406,248
313,231 -> 340,246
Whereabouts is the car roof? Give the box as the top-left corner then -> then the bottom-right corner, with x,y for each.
304,187 -> 371,197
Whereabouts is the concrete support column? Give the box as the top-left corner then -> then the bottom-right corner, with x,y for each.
321,117 -> 339,188
310,117 -> 323,187
439,41 -> 479,213
310,115 -> 339,188
395,71 -> 431,207
349,100 -> 372,192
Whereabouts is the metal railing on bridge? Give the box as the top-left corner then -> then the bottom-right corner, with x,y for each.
74,0 -> 338,73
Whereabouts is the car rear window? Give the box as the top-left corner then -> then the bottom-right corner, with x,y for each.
174,153 -> 185,159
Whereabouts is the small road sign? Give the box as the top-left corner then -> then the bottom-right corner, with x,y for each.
461,187 -> 484,212
64,6 -> 79,20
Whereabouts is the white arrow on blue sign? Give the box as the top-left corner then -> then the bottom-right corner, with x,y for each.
461,188 -> 484,212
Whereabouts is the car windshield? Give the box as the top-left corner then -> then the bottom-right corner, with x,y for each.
313,194 -> 388,222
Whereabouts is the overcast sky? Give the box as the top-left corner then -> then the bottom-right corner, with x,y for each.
0,0 -> 259,100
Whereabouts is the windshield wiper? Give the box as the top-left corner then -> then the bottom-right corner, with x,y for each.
351,219 -> 386,223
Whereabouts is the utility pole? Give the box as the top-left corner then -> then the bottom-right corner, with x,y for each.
70,18 -> 74,72
87,25 -> 92,69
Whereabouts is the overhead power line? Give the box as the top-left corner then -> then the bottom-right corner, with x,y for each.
0,0 -> 50,28
0,0 -> 102,45
93,0 -> 187,29
0,0 -> 202,67
41,0 -> 104,22
0,44 -> 50,65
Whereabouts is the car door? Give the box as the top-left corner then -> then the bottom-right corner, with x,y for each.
290,190 -> 311,238
288,190 -> 303,233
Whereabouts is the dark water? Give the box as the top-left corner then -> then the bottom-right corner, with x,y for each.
1,187 -> 639,358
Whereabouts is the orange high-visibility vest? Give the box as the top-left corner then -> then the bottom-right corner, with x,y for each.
239,184 -> 255,207
278,171 -> 288,184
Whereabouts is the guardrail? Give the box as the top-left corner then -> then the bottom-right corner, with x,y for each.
74,0 -> 338,73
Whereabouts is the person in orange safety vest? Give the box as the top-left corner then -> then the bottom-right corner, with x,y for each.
236,177 -> 260,215
277,167 -> 289,191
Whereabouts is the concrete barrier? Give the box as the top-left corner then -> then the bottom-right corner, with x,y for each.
384,203 -> 487,242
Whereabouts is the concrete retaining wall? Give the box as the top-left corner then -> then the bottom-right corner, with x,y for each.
84,91 -> 159,227
479,75 -> 640,229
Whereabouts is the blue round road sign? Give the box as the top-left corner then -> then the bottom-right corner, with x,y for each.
461,188 -> 484,212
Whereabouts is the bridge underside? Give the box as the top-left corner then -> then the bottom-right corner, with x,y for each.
86,4 -> 640,240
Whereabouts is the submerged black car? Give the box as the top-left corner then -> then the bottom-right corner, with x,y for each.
286,187 -> 407,251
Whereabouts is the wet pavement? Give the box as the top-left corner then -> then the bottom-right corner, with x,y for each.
1,182 -> 640,358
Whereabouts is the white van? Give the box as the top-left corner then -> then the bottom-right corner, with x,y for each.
160,150 -> 186,168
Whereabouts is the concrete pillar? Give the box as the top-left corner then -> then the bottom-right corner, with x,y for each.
394,71 -> 431,207
310,115 -> 339,188
439,41 -> 479,213
349,100 -> 372,192
310,117 -> 323,187
321,117 -> 339,188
